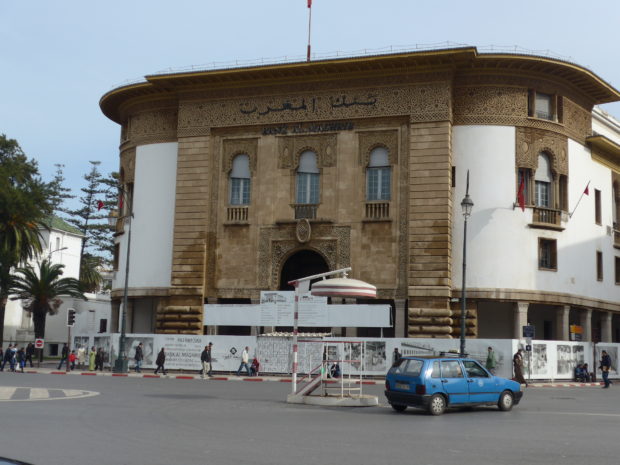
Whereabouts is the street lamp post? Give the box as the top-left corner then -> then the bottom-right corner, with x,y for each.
460,170 -> 474,357
112,188 -> 133,373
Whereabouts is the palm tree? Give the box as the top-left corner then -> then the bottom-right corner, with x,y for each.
11,259 -> 86,339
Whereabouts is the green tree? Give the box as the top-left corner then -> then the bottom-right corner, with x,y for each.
48,163 -> 74,216
79,253 -> 103,293
0,134 -> 53,345
11,259 -> 85,339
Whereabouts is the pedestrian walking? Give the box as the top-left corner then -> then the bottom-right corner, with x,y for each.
69,350 -> 77,371
134,342 -> 144,373
95,348 -> 104,371
25,343 -> 35,368
77,345 -> 86,370
154,348 -> 167,375
392,348 -> 402,366
236,346 -> 251,376
0,344 -> 12,371
57,343 -> 69,370
16,347 -> 25,373
200,343 -> 213,378
486,346 -> 497,374
600,350 -> 613,389
89,346 -> 96,371
513,349 -> 527,386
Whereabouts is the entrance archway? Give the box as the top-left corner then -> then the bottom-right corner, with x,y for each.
279,249 -> 329,291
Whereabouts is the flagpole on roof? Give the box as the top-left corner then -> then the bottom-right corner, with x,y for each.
569,180 -> 591,218
306,0 -> 313,61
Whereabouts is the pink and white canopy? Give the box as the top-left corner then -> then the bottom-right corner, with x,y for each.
311,277 -> 377,298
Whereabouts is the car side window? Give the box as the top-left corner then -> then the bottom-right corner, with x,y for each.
430,361 -> 441,378
463,360 -> 489,378
441,360 -> 464,378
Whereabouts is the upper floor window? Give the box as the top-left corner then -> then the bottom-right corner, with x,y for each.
229,154 -> 251,205
535,153 -> 553,208
595,189 -> 602,225
539,238 -> 557,270
366,147 -> 391,201
529,91 -> 561,122
296,150 -> 319,204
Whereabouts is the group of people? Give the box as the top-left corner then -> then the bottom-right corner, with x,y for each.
0,343 -> 35,373
235,346 -> 260,377
57,344 -> 106,371
574,363 -> 594,382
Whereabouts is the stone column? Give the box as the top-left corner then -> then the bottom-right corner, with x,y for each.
513,302 -> 529,339
601,311 -> 613,343
580,308 -> 592,342
394,299 -> 407,338
555,305 -> 570,341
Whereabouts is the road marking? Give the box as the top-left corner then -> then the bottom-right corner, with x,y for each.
29,388 -> 50,400
526,410 -> 620,418
0,386 -> 99,402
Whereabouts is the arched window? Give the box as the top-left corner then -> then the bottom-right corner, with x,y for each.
229,154 -> 251,205
535,153 -> 553,207
367,147 -> 391,201
296,151 -> 319,204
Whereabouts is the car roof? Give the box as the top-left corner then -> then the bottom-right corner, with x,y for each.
401,355 -> 477,361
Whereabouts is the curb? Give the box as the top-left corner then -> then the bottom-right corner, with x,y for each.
1,369 -> 609,388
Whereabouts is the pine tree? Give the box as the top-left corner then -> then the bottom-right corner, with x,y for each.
48,163 -> 74,217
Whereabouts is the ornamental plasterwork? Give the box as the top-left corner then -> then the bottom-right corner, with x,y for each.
222,138 -> 258,173
120,147 -> 136,183
516,127 -> 568,175
357,130 -> 399,166
453,86 -> 526,120
178,83 -> 451,130
396,126 -> 409,299
563,98 -> 592,141
126,108 -> 178,146
257,224 -> 351,289
277,133 -> 337,169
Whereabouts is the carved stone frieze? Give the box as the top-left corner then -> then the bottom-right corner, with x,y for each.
178,83 -> 451,130
397,125 -> 408,299
563,98 -> 592,141
277,133 -> 337,169
258,224 -> 351,289
357,130 -> 399,166
453,86 -> 526,120
126,108 -> 178,147
516,127 -> 568,175
222,138 -> 258,173
120,147 -> 136,183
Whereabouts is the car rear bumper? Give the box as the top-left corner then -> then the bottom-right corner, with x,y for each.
385,390 -> 430,408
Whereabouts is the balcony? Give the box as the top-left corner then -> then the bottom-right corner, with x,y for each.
293,204 -> 318,220
226,206 -> 249,223
365,201 -> 390,220
530,206 -> 564,231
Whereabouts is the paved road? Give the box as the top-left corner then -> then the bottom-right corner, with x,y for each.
0,373 -> 618,465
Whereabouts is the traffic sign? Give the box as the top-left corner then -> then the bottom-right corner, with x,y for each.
34,338 -> 44,349
522,325 -> 535,338
525,344 -> 532,352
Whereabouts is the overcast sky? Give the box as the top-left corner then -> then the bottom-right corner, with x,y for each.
2,0 -> 619,200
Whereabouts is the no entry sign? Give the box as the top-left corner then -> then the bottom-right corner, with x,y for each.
34,338 -> 44,349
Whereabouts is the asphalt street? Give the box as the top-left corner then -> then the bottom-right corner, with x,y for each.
0,372 -> 619,465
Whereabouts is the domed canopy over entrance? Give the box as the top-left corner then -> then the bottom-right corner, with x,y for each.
279,249 -> 329,291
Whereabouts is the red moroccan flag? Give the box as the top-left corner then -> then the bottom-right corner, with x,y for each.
96,200 -> 104,211
583,182 -> 590,195
517,177 -> 525,212
119,195 -> 124,210
307,0 -> 312,7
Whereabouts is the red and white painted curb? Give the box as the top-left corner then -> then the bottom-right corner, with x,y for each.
5,369 -> 609,387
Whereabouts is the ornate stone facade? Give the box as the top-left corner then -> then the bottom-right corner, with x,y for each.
516,127 -> 569,175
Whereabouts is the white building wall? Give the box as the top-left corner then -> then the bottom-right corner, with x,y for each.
452,125 -> 618,303
114,142 -> 178,290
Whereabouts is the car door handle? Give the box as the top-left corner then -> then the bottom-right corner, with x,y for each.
441,379 -> 448,383
467,379 -> 474,383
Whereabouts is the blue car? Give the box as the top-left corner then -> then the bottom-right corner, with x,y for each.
384,355 -> 524,415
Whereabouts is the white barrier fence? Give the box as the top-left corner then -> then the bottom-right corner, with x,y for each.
73,333 -> 620,380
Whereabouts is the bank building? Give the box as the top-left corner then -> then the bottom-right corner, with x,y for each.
100,46 -> 620,342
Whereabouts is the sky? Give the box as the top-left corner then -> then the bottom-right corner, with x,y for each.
2,0 -> 620,201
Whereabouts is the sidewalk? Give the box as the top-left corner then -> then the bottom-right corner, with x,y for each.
1,365 -> 610,388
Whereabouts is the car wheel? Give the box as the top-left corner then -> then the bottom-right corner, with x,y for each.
391,403 -> 407,412
428,394 -> 446,416
498,391 -> 514,411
